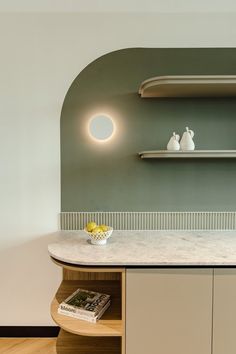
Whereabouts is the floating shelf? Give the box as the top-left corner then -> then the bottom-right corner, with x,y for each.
51,280 -> 123,337
139,75 -> 236,98
139,150 -> 236,159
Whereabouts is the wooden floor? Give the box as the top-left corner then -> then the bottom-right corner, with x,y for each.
0,338 -> 56,354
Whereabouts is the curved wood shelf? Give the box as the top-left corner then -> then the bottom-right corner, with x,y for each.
57,329 -> 121,354
51,280 -> 123,337
139,75 -> 236,98
139,150 -> 236,159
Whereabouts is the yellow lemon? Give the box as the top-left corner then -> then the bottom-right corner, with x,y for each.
92,226 -> 103,234
100,224 -> 109,232
86,222 -> 97,232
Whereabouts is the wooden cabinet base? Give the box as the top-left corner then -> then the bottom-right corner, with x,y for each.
56,329 -> 121,354
50,259 -> 125,354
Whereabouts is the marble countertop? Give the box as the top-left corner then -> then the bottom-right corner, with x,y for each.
48,230 -> 236,266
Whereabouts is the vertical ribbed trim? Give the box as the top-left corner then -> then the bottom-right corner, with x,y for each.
60,212 -> 236,231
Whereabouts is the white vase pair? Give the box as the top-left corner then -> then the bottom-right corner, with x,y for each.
167,127 -> 195,151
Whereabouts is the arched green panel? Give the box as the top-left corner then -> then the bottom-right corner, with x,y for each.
61,48 -> 236,211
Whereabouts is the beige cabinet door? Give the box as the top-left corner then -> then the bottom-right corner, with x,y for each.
126,269 -> 213,354
213,269 -> 236,354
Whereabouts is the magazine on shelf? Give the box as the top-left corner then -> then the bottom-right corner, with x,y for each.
58,288 -> 110,318
58,300 -> 111,323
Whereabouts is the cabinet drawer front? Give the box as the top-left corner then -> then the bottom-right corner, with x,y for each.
126,269 -> 212,354
213,269 -> 236,354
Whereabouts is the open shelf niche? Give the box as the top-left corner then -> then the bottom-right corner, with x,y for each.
50,259 -> 126,354
51,279 -> 122,336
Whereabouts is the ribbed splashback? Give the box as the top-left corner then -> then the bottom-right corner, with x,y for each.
60,212 -> 236,231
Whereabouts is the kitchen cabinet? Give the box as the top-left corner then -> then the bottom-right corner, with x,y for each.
213,269 -> 236,354
126,269 -> 212,354
48,232 -> 236,354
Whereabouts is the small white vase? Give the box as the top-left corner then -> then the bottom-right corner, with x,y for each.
167,132 -> 180,151
180,127 -> 195,151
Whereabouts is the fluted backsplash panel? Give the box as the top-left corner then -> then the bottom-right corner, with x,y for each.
60,212 -> 236,231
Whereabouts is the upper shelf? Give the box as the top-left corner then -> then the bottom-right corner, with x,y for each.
139,150 -> 236,159
138,75 -> 236,98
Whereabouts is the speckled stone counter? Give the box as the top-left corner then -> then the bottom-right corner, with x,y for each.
47,230 -> 236,266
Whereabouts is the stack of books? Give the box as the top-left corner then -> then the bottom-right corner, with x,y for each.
58,288 -> 110,323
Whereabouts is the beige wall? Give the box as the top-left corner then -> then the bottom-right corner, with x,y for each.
0,4 -> 236,325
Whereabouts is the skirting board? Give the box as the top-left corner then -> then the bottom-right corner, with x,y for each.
60,212 -> 236,231
0,326 -> 60,338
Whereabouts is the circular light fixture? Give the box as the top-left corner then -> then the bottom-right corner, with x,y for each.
88,114 -> 115,142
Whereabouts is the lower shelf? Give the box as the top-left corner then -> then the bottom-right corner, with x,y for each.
139,150 -> 236,159
57,329 -> 121,354
51,280 -> 122,337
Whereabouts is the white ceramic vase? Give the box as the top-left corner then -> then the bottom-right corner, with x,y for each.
180,127 -> 195,151
167,132 -> 180,151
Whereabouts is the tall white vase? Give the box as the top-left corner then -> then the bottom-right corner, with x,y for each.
180,127 -> 195,151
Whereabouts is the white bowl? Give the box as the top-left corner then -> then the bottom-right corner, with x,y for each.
84,227 -> 113,245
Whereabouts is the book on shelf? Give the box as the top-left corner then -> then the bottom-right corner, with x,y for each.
58,300 -> 111,323
58,288 -> 111,322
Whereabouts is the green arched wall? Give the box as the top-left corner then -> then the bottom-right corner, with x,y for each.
61,48 -> 236,212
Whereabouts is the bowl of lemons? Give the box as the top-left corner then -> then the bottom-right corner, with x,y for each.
84,222 -> 113,245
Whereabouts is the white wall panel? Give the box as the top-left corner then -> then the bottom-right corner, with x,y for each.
0,9 -> 235,324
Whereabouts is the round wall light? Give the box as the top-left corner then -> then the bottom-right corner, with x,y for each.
88,114 -> 115,142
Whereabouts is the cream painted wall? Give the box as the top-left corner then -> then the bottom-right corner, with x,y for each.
1,0 -> 236,13
0,8 -> 236,325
